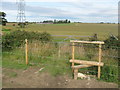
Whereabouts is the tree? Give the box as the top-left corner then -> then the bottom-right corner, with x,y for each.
68,20 -> 71,23
54,19 -> 57,24
0,12 -> 7,26
65,19 -> 68,23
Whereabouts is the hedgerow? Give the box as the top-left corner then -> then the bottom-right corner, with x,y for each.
2,30 -> 53,51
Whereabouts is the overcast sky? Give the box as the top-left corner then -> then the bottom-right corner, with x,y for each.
1,0 -> 119,23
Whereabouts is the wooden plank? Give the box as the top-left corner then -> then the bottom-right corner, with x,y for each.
70,59 -> 104,66
25,39 -> 28,65
70,40 -> 104,44
71,65 -> 92,69
98,44 -> 102,79
72,42 -> 75,72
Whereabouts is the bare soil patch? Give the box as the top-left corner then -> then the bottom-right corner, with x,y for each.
2,67 -> 118,88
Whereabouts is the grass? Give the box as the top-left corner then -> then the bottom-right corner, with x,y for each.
3,23 -> 118,40
6,71 -> 17,77
2,23 -> 118,84
2,41 -> 118,84
2,49 -> 72,77
42,58 -> 72,76
2,49 -> 28,70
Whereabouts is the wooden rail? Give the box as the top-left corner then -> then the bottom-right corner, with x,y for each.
70,40 -> 104,44
70,60 -> 104,66
71,65 -> 92,69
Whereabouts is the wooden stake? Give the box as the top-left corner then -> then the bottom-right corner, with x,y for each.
25,39 -> 28,65
58,45 -> 61,58
74,69 -> 78,80
98,44 -> 102,79
72,42 -> 75,72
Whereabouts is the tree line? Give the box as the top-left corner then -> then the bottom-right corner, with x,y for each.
43,19 -> 71,24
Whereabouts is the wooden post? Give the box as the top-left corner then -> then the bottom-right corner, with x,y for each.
25,39 -> 28,65
74,69 -> 78,80
72,42 -> 75,72
58,45 -> 61,58
98,44 -> 102,79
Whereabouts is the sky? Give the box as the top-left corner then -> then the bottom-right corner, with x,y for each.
1,0 -> 119,23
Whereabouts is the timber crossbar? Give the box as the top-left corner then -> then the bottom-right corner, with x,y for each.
70,60 -> 104,66
71,64 -> 92,69
70,40 -> 104,80
70,40 -> 104,44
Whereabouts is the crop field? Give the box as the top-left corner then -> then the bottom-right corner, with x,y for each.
2,23 -> 118,40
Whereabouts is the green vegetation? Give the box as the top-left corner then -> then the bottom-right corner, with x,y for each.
2,49 -> 28,69
104,35 -> 119,49
2,44 -> 72,76
0,12 -> 7,26
2,30 -> 52,51
2,28 -> 11,34
2,39 -> 118,83
101,65 -> 118,83
2,23 -> 118,84
6,71 -> 17,77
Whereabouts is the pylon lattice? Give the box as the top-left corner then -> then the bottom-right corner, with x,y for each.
16,0 -> 26,24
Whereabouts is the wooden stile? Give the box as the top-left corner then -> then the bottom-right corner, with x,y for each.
69,40 -> 104,80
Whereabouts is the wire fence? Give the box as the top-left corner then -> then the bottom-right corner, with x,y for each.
2,40 -> 119,83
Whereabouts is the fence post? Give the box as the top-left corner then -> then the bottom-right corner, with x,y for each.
25,39 -> 28,65
58,44 -> 61,58
98,44 -> 102,79
72,42 -> 75,72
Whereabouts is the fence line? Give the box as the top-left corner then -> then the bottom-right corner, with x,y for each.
2,40 -> 118,81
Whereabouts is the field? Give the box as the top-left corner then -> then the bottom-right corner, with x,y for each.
2,23 -> 118,40
2,23 -> 119,88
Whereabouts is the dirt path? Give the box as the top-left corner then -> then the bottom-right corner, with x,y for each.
2,67 -> 118,88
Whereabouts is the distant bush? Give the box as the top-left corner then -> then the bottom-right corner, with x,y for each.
104,35 -> 119,49
18,23 -> 26,28
2,30 -> 53,51
88,34 -> 119,49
